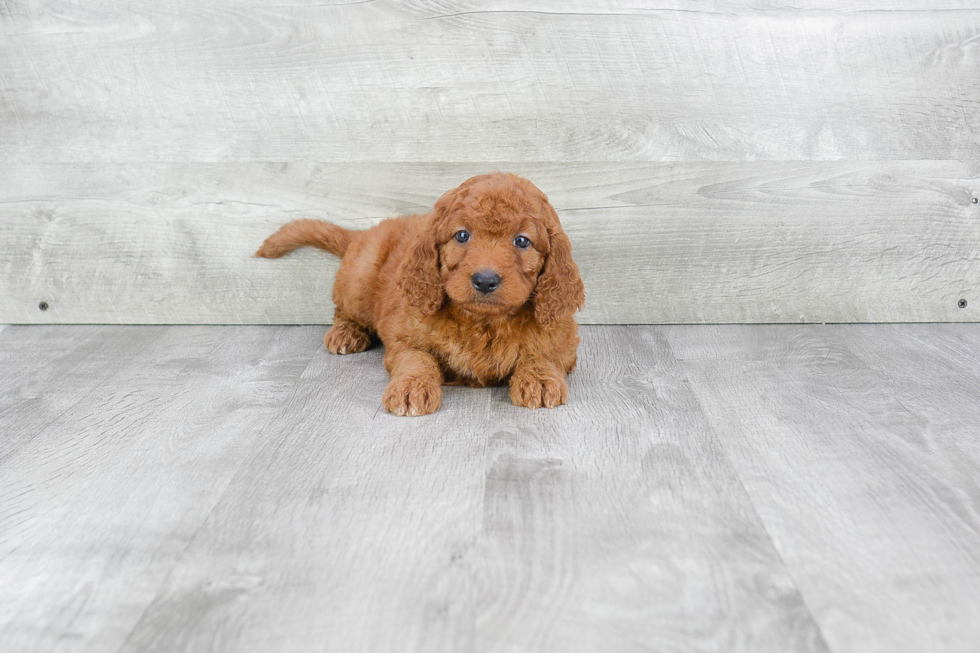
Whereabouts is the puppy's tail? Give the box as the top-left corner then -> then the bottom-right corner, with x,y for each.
254,218 -> 357,259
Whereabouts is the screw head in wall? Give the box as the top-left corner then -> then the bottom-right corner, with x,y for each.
39,301 -> 49,311
959,299 -> 968,309
973,197 -> 979,204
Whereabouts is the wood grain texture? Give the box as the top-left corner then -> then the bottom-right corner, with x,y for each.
826,323 -> 980,480
1,325 -> 828,653
928,323 -> 980,368
468,326 -> 828,652
2,0 -> 978,162
0,325 -> 320,653
664,324 -> 980,653
1,161 -> 977,324
0,325 -> 166,463
3,0 -> 980,325
3,324 -> 980,651
115,336 -> 493,653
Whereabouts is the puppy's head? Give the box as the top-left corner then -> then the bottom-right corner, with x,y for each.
399,172 -> 584,327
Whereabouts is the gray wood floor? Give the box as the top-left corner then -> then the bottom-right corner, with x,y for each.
1,324 -> 978,653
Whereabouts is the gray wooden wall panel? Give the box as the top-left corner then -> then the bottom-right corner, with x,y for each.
2,1 -> 979,324
1,162 -> 977,324
2,1 -> 978,162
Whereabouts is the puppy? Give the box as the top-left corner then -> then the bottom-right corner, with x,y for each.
255,172 -> 585,416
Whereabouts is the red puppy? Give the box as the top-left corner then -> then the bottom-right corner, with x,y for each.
256,172 -> 585,416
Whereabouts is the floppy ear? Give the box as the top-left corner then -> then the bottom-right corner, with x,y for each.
398,184 -> 465,316
534,208 -> 585,329
397,220 -> 444,315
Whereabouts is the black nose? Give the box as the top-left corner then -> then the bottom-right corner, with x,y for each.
471,270 -> 501,294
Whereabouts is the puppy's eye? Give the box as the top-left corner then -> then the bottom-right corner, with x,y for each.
454,230 -> 470,244
513,235 -> 531,249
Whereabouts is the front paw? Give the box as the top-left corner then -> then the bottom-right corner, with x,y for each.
383,376 -> 442,416
323,323 -> 371,355
509,371 -> 568,409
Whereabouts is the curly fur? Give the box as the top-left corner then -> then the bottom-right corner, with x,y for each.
256,172 -> 585,416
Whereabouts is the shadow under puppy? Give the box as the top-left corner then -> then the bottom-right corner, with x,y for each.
256,172 -> 585,416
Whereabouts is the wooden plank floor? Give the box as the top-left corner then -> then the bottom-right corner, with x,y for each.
1,324 -> 978,653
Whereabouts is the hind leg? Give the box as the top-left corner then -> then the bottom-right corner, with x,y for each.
323,315 -> 372,355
